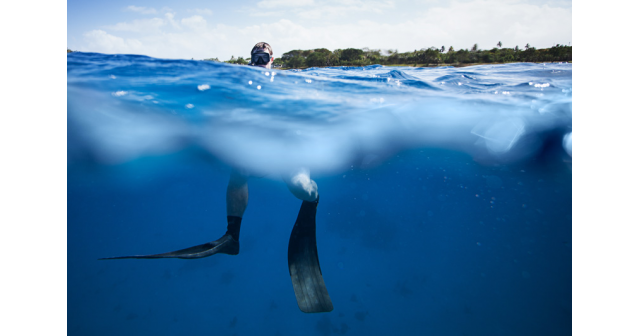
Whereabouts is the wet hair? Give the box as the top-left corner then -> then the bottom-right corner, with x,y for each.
251,42 -> 273,55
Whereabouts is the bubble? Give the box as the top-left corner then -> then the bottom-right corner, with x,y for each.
257,85 -> 261,90
562,132 -> 572,157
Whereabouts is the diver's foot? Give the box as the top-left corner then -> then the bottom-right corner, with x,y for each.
212,233 -> 240,255
99,233 -> 239,260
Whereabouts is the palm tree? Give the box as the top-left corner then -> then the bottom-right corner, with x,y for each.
525,43 -> 530,50
497,41 -> 502,48
440,46 -> 445,52
472,43 -> 478,52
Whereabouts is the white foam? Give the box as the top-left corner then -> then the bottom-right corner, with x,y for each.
69,63 -> 572,174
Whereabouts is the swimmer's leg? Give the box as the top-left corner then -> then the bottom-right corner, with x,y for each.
100,170 -> 248,260
284,170 -> 333,313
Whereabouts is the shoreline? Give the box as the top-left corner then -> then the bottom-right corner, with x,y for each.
67,51 -> 570,69
278,61 -> 571,70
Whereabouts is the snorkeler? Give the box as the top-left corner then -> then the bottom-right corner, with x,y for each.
100,42 -> 333,313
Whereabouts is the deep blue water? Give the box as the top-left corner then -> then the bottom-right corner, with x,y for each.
68,52 -> 571,335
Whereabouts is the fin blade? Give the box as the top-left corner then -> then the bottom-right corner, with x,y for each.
99,235 -> 238,260
288,200 -> 333,313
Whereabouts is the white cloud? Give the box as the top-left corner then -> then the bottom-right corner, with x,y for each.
165,12 -> 181,29
125,5 -> 157,15
82,30 -> 143,54
106,18 -> 165,33
181,15 -> 207,30
77,0 -> 570,60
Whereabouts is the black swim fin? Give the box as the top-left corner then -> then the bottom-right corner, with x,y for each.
288,198 -> 334,313
99,234 -> 239,260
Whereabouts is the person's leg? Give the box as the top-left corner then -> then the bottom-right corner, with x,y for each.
225,170 -> 249,241
282,168 -> 318,202
100,170 -> 248,259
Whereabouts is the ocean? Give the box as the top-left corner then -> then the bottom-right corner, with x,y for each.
68,52 -> 572,335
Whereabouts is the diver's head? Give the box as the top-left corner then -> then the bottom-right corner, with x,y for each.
250,42 -> 274,69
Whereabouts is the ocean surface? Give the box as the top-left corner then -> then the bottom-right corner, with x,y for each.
68,52 -> 572,335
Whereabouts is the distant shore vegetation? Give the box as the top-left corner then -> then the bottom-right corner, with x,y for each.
69,42 -> 571,68
207,42 -> 571,69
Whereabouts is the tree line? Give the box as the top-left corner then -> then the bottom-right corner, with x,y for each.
206,43 -> 571,68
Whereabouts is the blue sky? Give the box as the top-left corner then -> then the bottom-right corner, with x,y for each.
68,0 -> 572,60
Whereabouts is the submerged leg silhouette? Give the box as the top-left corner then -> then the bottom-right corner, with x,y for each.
99,216 -> 242,260
99,166 -> 333,313
100,171 -> 247,260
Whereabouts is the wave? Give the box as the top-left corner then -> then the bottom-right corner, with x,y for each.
68,52 -> 572,176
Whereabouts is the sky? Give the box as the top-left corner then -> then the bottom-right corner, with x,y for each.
67,0 -> 572,60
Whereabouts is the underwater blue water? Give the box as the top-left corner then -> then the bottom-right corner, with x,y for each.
68,52 -> 571,335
